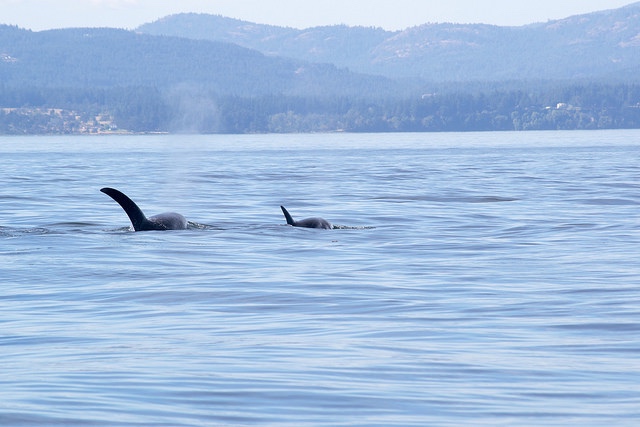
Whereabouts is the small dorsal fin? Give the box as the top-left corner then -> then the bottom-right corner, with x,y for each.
280,205 -> 295,226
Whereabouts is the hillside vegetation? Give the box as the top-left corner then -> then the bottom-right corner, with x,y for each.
139,3 -> 640,81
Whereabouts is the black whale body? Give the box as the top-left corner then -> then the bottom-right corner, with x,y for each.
280,205 -> 332,229
100,187 -> 187,231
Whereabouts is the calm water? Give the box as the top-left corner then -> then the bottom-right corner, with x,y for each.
1,131 -> 639,426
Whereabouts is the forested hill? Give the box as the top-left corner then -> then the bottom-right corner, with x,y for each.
0,25 -> 396,96
138,2 -> 640,82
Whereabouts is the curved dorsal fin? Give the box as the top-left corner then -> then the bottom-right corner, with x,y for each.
101,187 -> 148,231
280,205 -> 295,226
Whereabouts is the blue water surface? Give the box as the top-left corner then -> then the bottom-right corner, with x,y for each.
1,131 -> 639,426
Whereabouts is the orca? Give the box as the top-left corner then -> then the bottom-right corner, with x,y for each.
100,187 -> 187,231
280,205 -> 332,229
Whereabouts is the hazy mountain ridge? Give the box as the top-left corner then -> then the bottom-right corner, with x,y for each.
138,2 -> 640,81
0,25 -> 398,97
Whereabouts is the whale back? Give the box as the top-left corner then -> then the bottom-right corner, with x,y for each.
294,217 -> 332,229
101,187 -> 187,231
146,212 -> 188,230
280,205 -> 332,229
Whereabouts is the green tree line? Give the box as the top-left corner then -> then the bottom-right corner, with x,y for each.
0,83 -> 639,134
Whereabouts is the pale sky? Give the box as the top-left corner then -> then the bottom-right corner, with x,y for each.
0,0 -> 636,31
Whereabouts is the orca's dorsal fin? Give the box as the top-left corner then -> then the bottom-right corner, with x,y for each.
101,187 -> 148,231
280,205 -> 295,226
